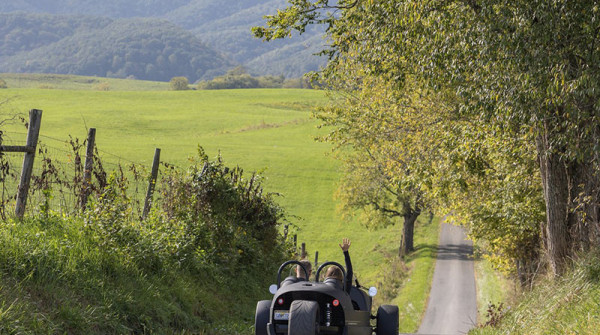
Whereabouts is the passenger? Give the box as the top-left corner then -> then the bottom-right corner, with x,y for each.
325,265 -> 343,281
324,265 -> 344,290
339,238 -> 353,293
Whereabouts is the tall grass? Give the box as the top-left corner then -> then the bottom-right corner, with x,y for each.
474,249 -> 515,324
471,252 -> 600,335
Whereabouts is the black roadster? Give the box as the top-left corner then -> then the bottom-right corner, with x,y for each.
255,260 -> 399,335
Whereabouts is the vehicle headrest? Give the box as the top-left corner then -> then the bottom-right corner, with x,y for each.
281,276 -> 299,287
324,278 -> 342,290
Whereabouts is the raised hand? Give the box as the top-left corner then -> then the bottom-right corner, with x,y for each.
339,238 -> 351,252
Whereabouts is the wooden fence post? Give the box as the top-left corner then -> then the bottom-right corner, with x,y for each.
79,128 -> 96,210
15,109 -> 42,219
142,148 -> 160,220
293,234 -> 297,255
301,242 -> 306,259
314,251 -> 319,269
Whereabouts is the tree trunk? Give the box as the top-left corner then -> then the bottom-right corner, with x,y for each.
399,201 -> 420,256
536,131 -> 572,276
570,160 -> 600,252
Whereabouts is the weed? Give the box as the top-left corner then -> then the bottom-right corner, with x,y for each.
482,303 -> 505,328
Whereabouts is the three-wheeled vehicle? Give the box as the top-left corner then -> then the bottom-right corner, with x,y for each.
255,260 -> 399,335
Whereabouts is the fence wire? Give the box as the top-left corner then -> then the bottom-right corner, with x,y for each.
1,130 -> 156,219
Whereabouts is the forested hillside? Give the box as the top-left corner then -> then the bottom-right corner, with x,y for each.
0,13 -> 233,82
184,0 -> 326,77
0,0 -> 326,79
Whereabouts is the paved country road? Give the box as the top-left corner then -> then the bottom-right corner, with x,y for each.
416,222 -> 478,335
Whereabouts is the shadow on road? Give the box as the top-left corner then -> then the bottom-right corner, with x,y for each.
436,243 -> 478,261
408,242 -> 481,262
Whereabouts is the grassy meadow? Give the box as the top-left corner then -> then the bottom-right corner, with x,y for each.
0,73 -> 441,333
1,77 -> 357,269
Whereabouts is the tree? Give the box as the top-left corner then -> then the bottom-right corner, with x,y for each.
336,152 -> 423,256
255,0 -> 600,277
313,68 -> 440,255
169,76 -> 189,91
0,79 -> 7,89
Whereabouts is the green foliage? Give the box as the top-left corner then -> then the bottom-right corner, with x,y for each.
0,79 -> 7,89
282,77 -> 313,89
169,76 -> 189,90
0,2 -> 327,79
155,147 -> 287,270
199,68 -> 259,89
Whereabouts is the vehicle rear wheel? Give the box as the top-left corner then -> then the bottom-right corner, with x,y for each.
376,305 -> 399,335
255,300 -> 271,335
288,300 -> 320,335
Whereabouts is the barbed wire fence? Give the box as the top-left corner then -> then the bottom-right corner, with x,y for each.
0,125 -> 164,220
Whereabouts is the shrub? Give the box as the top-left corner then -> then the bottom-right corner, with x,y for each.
94,82 -> 110,91
283,77 -> 314,89
0,79 -> 7,89
157,147 -> 287,270
170,76 -> 189,90
198,74 -> 259,90
258,75 -> 285,88
0,140 -> 290,333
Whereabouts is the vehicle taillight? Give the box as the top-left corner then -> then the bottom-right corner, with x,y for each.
332,299 -> 340,307
277,298 -> 284,305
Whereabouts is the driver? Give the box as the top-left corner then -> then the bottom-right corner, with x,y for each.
295,259 -> 312,281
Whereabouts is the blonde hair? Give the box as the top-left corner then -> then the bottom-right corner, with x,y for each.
326,266 -> 343,281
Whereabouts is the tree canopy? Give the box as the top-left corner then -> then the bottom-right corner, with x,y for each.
255,0 -> 600,278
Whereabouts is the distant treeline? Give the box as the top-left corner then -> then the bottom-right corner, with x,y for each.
195,66 -> 315,90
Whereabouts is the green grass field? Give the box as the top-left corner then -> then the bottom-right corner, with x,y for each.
0,74 -> 443,333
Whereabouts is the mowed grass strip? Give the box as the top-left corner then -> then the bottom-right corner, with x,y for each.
394,217 -> 441,332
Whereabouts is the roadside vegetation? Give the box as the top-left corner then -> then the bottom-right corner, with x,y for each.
0,13 -> 232,82
392,217 -> 440,332
474,250 -> 515,324
254,1 -> 600,332
0,142 -> 289,333
472,252 -> 600,335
